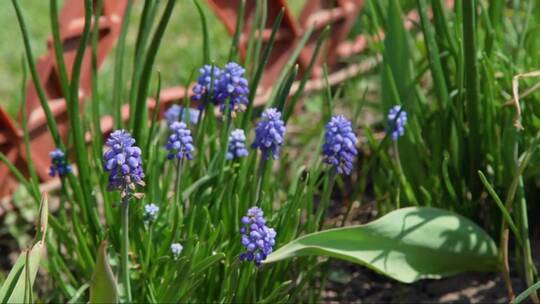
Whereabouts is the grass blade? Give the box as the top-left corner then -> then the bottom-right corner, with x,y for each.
478,170 -> 521,246
112,0 -> 133,128
241,8 -> 285,129
132,0 -> 177,145
193,0 -> 210,65
12,0 -> 62,147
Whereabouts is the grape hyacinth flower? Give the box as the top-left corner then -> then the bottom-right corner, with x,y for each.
164,105 -> 183,125
239,207 -> 276,266
49,148 -> 72,177
387,105 -> 408,141
192,64 -> 221,105
103,130 -> 145,197
164,105 -> 200,125
165,122 -> 194,160
171,243 -> 183,259
144,203 -> 159,223
252,108 -> 286,160
322,115 -> 358,175
187,108 -> 201,124
226,129 -> 249,160
215,62 -> 249,113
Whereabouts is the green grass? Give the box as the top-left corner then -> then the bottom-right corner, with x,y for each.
0,0 -> 50,115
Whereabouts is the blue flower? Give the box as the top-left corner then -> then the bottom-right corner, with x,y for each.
192,64 -> 221,105
226,129 -> 249,160
239,207 -> 276,266
165,122 -> 194,161
252,108 -> 286,160
164,105 -> 200,125
171,243 -> 183,259
387,105 -> 408,141
144,203 -> 159,223
164,105 -> 183,125
215,62 -> 249,113
49,148 -> 72,177
103,130 -> 145,196
322,115 -> 358,175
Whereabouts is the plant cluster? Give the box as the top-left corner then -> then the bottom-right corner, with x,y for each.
1,1 -> 540,303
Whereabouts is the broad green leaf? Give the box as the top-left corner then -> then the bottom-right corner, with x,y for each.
264,207 -> 499,283
0,241 -> 45,303
90,241 -> 118,304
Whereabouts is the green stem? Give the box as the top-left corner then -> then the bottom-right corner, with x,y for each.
68,0 -> 102,242
516,179 -> 538,303
12,0 -> 62,146
59,177 -> 69,224
133,0 -> 177,145
316,169 -> 337,231
49,0 -> 70,101
121,196 -> 132,303
167,159 -> 184,250
462,0 -> 482,195
514,280 -> 540,304
254,157 -> 268,205
144,224 -> 153,271
216,103 -> 234,186
90,0 -> 104,151
112,0 -> 133,128
175,159 -> 184,212
393,140 -> 417,205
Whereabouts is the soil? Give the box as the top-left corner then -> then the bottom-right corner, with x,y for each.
322,261 -> 526,303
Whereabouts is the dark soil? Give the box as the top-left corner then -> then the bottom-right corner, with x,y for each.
322,261 -> 526,303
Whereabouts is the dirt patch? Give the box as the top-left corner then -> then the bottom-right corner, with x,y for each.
322,261 -> 528,303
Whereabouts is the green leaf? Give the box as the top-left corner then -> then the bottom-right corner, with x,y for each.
90,241 -> 118,304
0,241 -> 45,303
264,207 -> 498,283
0,193 -> 48,303
68,283 -> 90,304
190,253 -> 225,278
35,194 -> 48,243
193,0 -> 210,65
513,280 -> 540,304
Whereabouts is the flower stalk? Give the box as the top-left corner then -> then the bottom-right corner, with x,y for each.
121,196 -> 132,302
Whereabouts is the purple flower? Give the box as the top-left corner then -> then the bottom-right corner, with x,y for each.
322,115 -> 358,175
103,130 -> 145,196
165,122 -> 194,160
226,129 -> 249,160
171,243 -> 183,259
192,64 -> 221,105
144,203 -> 159,222
239,207 -> 276,266
252,108 -> 286,160
215,62 -> 250,113
164,105 -> 200,125
49,148 -> 72,177
387,105 -> 408,141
